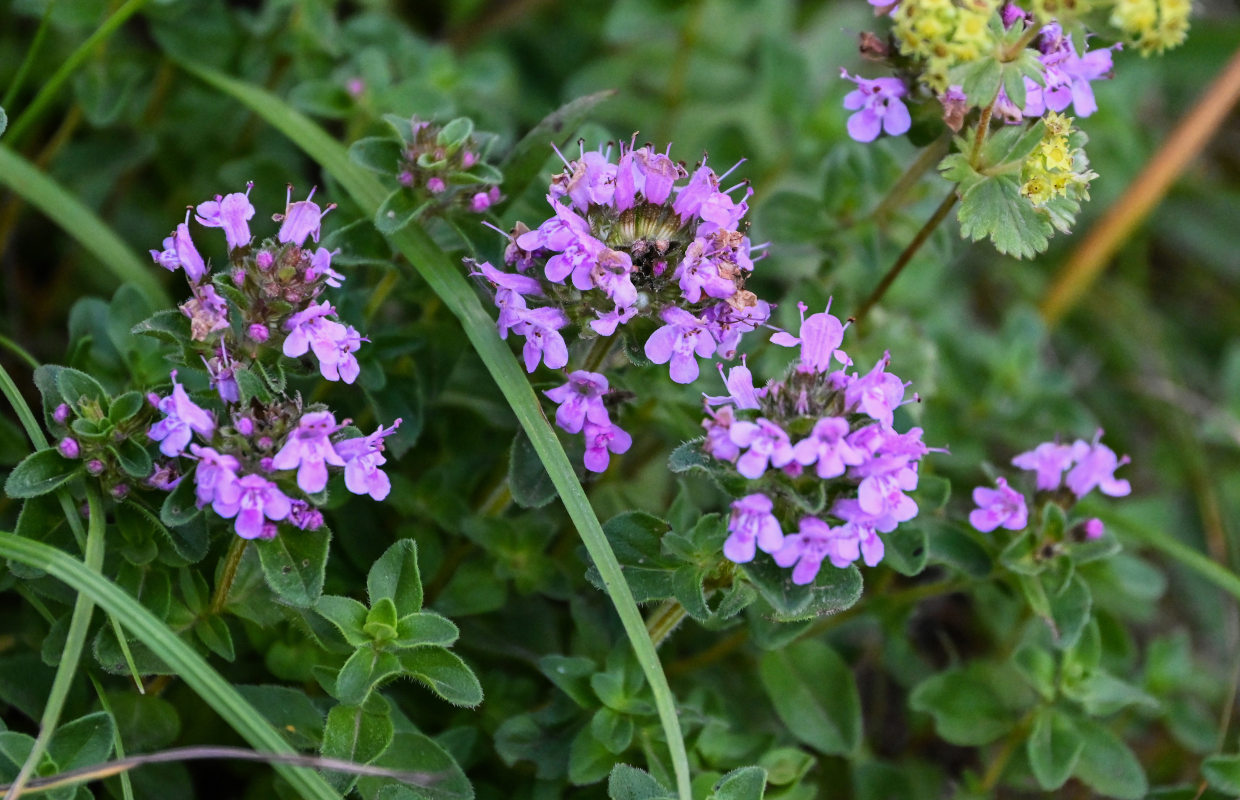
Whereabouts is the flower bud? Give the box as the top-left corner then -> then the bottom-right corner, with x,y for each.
461,151 -> 478,168
257,437 -> 273,451
259,522 -> 279,540
398,171 -> 414,187
236,417 -> 254,436
232,268 -> 247,285
147,392 -> 162,408
427,177 -> 446,194
53,403 -> 71,425
256,251 -> 274,270
110,483 -> 130,500
86,459 -> 106,476
470,191 -> 493,213
260,456 -> 275,472
247,324 -> 269,343
58,438 -> 80,459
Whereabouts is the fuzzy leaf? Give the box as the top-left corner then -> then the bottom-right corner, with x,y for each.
366,539 -> 424,616
398,647 -> 483,707
956,173 -> 1052,259
759,640 -> 860,755
4,449 -> 80,499
1027,707 -> 1084,790
256,526 -> 331,608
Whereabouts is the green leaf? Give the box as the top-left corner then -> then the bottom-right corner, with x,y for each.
109,437 -> 152,479
356,731 -> 475,799
909,662 -> 1034,746
591,707 -> 635,755
1071,716 -> 1147,800
586,512 -> 676,602
106,391 -> 144,424
569,725 -> 618,786
925,518 -> 992,577
159,476 -> 201,528
1203,754 -> 1240,795
131,310 -> 188,345
608,764 -> 674,800
741,556 -> 862,622
883,524 -> 928,576
0,107 -> 6,138
539,655 -> 598,708
366,538 -> 423,616
349,136 -> 404,175
951,58 -> 1003,107
1027,707 -> 1084,790
1063,670 -> 1159,717
668,439 -> 712,474
509,428 -> 558,509
710,766 -> 767,800
757,748 -> 813,786
398,647 -> 483,707
48,711 -> 114,770
256,527 -> 331,608
4,448 -> 80,498
234,685 -> 324,750
979,119 -> 1046,171
234,367 -> 272,405
315,595 -> 371,648
374,189 -> 428,235
1048,574 -> 1092,650
759,640 -> 860,755
394,612 -> 459,649
497,90 -> 616,213
437,117 -> 474,149
320,697 -> 395,794
335,648 -> 402,706
956,173 -> 1052,259
1013,644 -> 1057,701
194,615 -> 235,661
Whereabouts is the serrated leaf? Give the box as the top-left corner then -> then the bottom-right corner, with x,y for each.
759,640 -> 860,755
366,538 -> 423,616
256,526 -> 331,608
956,173 -> 1052,259
4,449 -> 80,498
398,647 -> 483,707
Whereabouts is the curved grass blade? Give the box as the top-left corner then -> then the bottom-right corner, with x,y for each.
0,145 -> 169,309
178,61 -> 693,800
0,532 -> 343,800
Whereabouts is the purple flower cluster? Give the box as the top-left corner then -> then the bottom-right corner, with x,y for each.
471,139 -> 770,385
705,301 -> 935,584
395,118 -> 503,214
994,18 -> 1118,121
149,184 -> 363,388
969,430 -> 1130,538
147,382 -> 401,539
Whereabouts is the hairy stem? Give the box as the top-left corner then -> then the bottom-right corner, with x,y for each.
209,536 -> 250,616
646,599 -> 689,648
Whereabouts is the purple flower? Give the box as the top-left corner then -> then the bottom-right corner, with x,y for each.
545,371 -> 611,434
702,300 -> 770,360
772,517 -> 851,584
969,476 -> 1028,532
770,301 -> 847,373
702,405 -> 741,462
841,70 -> 911,143
644,307 -> 717,384
830,500 -> 890,562
212,473 -> 292,539
270,411 -> 346,493
844,353 -> 906,428
1081,518 -> 1105,541
277,186 -> 332,246
195,183 -> 255,251
729,418 -> 795,479
582,420 -> 632,473
180,284 -> 231,342
672,162 -> 721,221
705,359 -> 762,410
676,236 -> 742,303
150,212 -> 207,283
189,445 -> 240,507
288,500 -> 325,531
334,419 -> 402,501
590,305 -> 637,336
551,146 -> 617,212
793,417 -> 867,478
1065,434 -> 1131,498
318,325 -> 364,384
512,306 -> 569,372
148,373 -> 215,457
145,462 -> 182,491
853,456 -> 919,527
1011,440 -> 1077,491
589,248 -> 639,307
1023,27 -> 1117,118
723,493 -> 784,563
283,302 -> 365,383
307,247 -> 345,287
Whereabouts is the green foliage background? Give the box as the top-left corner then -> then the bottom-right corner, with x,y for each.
1,1 -> 1239,799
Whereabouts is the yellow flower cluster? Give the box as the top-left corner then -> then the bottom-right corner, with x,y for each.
1030,0 -> 1096,25
892,0 -> 1002,92
1109,0 -> 1191,55
1021,112 -> 1094,206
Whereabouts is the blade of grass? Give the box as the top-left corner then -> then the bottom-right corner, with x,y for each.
4,486 -> 106,800
0,145 -> 169,308
0,530 -> 343,800
179,60 -> 693,800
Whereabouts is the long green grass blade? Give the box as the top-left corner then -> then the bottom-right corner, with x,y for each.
180,61 -> 693,800
0,145 -> 170,308
0,531 -> 342,800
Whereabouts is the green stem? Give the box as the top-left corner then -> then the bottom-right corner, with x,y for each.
209,537 -> 249,616
646,600 -> 688,648
1,1 -> 57,110
177,63 -> 694,800
5,486 -> 106,800
5,0 -> 151,147
0,334 -> 40,371
852,188 -> 959,325
969,101 -> 997,166
582,333 -> 618,374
